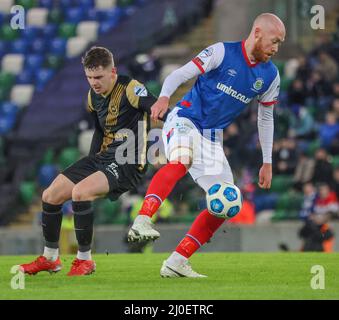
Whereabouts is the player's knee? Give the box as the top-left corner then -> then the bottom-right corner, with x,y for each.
42,188 -> 64,205
72,185 -> 93,202
170,155 -> 193,170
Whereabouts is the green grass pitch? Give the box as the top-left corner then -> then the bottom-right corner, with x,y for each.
0,253 -> 338,300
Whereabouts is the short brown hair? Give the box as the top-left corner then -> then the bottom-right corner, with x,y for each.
82,46 -> 114,69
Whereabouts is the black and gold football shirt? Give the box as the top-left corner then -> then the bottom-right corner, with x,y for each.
87,75 -> 157,172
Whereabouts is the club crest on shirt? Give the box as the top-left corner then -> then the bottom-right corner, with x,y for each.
134,85 -> 148,97
253,78 -> 264,91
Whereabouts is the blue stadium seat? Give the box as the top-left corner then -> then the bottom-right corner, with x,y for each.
104,7 -> 124,22
25,54 -> 44,71
87,8 -> 98,20
0,113 -> 16,135
99,21 -> 118,34
30,38 -> 48,54
0,13 -> 4,27
11,39 -> 30,54
16,68 -> 35,84
39,0 -> 54,9
41,23 -> 58,39
65,7 -> 86,24
49,38 -> 67,55
21,26 -> 41,41
38,164 -> 58,188
80,0 -> 94,9
0,40 -> 8,58
0,102 -> 18,117
35,68 -> 55,91
60,0 -> 77,7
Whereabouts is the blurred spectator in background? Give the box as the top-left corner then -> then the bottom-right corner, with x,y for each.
298,217 -> 335,252
311,148 -> 334,186
288,106 -> 316,140
315,51 -> 338,83
273,138 -> 298,175
288,78 -> 307,106
333,167 -> 339,199
293,153 -> 315,191
318,111 -> 339,151
128,52 -> 162,83
314,183 -> 339,219
299,182 -> 317,220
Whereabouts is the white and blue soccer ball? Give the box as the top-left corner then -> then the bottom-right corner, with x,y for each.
206,182 -> 243,219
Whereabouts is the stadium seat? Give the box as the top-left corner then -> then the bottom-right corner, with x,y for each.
0,113 -> 16,134
21,26 -> 41,41
41,148 -> 55,164
38,0 -> 53,9
330,155 -> 339,168
10,39 -> 30,54
0,71 -> 15,91
25,54 -> 44,71
49,38 -> 67,55
19,181 -> 36,205
96,199 -> 120,224
38,164 -> 58,188
48,8 -> 64,24
98,20 -> 118,34
41,23 -> 58,39
95,0 -> 117,9
66,36 -> 89,58
270,175 -> 294,193
306,139 -> 321,157
0,0 -> 13,14
0,87 -> 9,101
65,7 -> 86,24
26,8 -> 49,27
0,101 -> 18,117
276,192 -> 303,213
117,0 -> 134,7
1,54 -> 24,75
0,40 -> 8,57
45,54 -> 64,69
58,22 -> 77,38
78,129 -> 94,156
58,147 -> 80,170
146,80 -> 161,96
16,0 -> 37,9
87,8 -> 99,20
0,25 -> 19,41
35,68 -> 55,91
30,38 -> 48,54
80,0 -> 95,9
16,69 -> 35,84
77,21 -> 99,42
10,84 -> 34,108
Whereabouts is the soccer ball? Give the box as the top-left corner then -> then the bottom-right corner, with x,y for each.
206,182 -> 243,219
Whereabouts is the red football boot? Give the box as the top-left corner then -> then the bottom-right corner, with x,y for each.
67,258 -> 96,276
20,256 -> 62,275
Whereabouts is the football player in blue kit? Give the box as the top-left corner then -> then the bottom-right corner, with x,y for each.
128,13 -> 286,277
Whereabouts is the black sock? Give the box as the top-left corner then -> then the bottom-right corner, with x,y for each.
72,201 -> 94,252
42,202 -> 63,249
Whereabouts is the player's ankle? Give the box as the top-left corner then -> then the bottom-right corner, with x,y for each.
138,195 -> 162,217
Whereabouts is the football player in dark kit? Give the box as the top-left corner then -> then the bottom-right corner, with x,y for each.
20,47 -> 162,276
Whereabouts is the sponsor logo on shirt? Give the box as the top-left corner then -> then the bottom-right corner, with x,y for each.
216,82 -> 251,104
